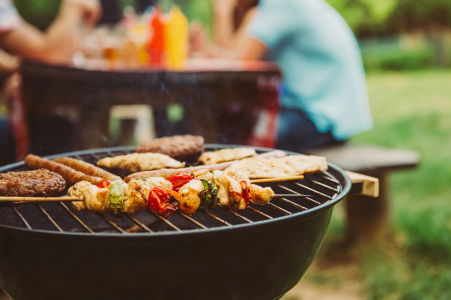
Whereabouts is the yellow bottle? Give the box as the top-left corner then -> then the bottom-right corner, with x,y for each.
130,21 -> 150,64
164,6 -> 188,70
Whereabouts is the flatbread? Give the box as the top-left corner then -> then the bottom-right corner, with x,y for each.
224,155 -> 327,179
198,148 -> 256,165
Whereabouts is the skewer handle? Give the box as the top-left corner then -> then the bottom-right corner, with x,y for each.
346,171 -> 379,198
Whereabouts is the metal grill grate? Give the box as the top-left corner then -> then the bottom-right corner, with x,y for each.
0,147 -> 343,235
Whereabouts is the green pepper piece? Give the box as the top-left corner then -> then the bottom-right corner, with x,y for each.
198,189 -> 206,209
109,180 -> 124,217
200,180 -> 213,209
209,184 -> 219,210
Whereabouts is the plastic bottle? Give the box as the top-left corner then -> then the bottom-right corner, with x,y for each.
147,7 -> 165,67
164,6 -> 188,70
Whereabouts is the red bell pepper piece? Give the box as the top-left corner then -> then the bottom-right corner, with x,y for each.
148,186 -> 179,217
241,181 -> 250,206
166,173 -> 194,192
98,179 -> 110,189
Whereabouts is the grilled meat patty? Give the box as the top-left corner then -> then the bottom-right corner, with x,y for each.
136,135 -> 204,159
0,169 -> 66,196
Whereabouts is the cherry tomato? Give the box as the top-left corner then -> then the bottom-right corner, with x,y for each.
98,179 -> 110,189
148,186 -> 179,217
166,173 -> 194,192
240,181 -> 250,206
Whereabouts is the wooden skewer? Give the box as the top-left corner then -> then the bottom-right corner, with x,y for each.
272,194 -> 311,198
250,176 -> 304,184
0,193 -> 311,205
0,196 -> 81,203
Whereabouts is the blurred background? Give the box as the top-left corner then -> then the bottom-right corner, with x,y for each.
1,0 -> 451,299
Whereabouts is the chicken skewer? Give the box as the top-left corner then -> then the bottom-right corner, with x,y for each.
81,169 -> 296,215
67,177 -> 177,216
175,169 -> 310,214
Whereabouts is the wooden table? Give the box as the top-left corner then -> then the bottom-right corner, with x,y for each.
20,59 -> 280,153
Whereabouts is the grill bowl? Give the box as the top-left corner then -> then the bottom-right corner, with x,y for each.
0,145 -> 350,300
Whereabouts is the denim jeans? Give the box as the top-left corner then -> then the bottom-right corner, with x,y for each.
276,108 -> 344,153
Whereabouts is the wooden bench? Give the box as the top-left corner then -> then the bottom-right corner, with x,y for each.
307,144 -> 420,243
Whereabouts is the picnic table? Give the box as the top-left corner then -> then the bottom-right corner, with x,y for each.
20,59 -> 281,152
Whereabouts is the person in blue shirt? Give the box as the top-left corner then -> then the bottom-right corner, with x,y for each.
193,0 -> 373,152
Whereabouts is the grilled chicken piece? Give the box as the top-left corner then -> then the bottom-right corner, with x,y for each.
225,170 -> 274,206
249,185 -> 274,205
198,148 -> 256,165
124,180 -> 150,214
213,170 -> 246,210
82,185 -> 109,213
67,181 -> 92,211
193,169 -> 214,181
146,177 -> 173,189
225,170 -> 250,186
97,153 -> 185,173
178,180 -> 203,215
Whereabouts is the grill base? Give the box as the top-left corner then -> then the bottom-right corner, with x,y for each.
0,208 -> 334,300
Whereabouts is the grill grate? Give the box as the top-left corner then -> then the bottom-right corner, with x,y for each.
0,147 -> 343,235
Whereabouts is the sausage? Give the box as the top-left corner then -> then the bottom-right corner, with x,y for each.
124,150 -> 287,182
53,157 -> 121,181
25,154 -> 103,186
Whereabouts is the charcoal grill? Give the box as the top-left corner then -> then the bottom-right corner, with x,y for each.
0,145 -> 351,300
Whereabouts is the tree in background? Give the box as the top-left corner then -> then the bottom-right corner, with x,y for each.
327,0 -> 451,38
387,0 -> 451,33
14,0 -> 62,31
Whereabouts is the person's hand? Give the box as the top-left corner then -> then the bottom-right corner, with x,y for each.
189,21 -> 208,53
61,0 -> 102,25
212,0 -> 237,17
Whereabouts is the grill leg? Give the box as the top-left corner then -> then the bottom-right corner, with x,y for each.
345,171 -> 392,244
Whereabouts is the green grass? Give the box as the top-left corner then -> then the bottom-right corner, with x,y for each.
343,70 -> 451,299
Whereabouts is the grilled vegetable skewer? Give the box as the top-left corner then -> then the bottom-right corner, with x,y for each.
68,177 -> 178,217
65,169 -> 277,217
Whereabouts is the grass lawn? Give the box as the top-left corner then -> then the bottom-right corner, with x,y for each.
284,69 -> 451,300
357,70 -> 451,299
349,70 -> 451,299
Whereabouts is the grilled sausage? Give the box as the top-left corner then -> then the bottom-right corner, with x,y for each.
124,150 -> 287,182
25,154 -> 103,186
53,157 -> 121,181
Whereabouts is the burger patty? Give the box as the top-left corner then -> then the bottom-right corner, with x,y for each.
0,169 -> 66,197
136,135 -> 204,159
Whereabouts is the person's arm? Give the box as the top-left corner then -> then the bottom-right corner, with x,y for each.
0,50 -> 19,77
212,0 -> 236,48
191,6 -> 265,60
0,0 -> 100,64
212,0 -> 258,50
